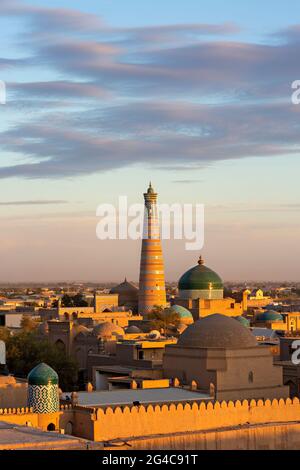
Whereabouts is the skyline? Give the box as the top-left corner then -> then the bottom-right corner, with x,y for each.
0,0 -> 300,282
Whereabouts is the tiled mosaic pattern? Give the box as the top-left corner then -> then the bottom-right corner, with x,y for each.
28,384 -> 59,413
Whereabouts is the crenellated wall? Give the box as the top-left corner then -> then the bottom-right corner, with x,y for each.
91,397 -> 300,444
2,398 -> 300,449
0,404 -> 73,431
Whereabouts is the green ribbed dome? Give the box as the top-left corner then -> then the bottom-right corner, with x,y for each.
28,363 -> 58,386
178,256 -> 223,291
256,311 -> 283,322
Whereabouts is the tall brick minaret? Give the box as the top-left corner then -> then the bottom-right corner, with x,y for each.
138,183 -> 167,316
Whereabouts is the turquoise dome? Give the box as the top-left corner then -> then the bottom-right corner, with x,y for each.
234,316 -> 250,327
178,256 -> 223,291
256,310 -> 283,322
169,305 -> 193,319
28,363 -> 58,386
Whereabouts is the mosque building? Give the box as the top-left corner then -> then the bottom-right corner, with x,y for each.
174,255 -> 248,321
110,278 -> 138,312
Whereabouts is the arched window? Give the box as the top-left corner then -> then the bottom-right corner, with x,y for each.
248,371 -> 254,383
72,312 -> 78,320
55,339 -> 66,353
64,313 -> 69,320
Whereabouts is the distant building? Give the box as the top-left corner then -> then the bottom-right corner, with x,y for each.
110,278 -> 138,312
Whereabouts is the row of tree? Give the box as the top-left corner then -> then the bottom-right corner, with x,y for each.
0,320 -> 77,391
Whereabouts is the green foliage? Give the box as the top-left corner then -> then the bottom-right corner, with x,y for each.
148,305 -> 181,333
0,327 -> 10,342
61,293 -> 88,307
5,331 -> 78,391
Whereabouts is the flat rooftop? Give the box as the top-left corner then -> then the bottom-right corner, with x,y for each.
63,387 -> 210,407
0,421 -> 96,450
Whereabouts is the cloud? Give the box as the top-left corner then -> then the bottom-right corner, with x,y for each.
11,80 -> 110,100
0,200 -> 68,206
1,99 -> 300,179
1,1 -> 300,180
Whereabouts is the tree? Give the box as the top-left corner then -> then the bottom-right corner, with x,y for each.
20,315 -> 38,332
148,306 -> 181,333
5,331 -> 78,391
73,293 -> 88,307
61,293 -> 88,307
0,327 -> 10,342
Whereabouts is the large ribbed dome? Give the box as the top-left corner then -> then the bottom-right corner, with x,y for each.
179,256 -> 223,291
178,256 -> 223,300
177,314 -> 257,349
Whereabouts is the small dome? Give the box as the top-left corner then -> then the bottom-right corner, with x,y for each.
28,363 -> 58,386
233,316 -> 250,327
110,279 -> 138,294
256,311 -> 283,322
126,325 -> 142,333
168,305 -> 194,324
178,256 -> 223,291
92,322 -> 124,338
177,314 -> 257,349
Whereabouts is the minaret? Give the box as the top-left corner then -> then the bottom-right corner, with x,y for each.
138,183 -> 167,316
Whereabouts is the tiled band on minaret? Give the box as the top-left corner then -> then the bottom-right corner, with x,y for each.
138,183 -> 167,316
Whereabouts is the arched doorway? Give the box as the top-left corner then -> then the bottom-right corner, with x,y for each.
285,380 -> 298,398
47,423 -> 55,431
55,339 -> 66,353
65,421 -> 73,435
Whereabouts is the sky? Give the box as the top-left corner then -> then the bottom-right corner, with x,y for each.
0,0 -> 300,283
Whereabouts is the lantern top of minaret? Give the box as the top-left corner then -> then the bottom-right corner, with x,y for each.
147,182 -> 155,194
144,182 -> 157,201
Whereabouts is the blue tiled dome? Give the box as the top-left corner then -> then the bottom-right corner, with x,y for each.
170,305 -> 193,319
256,310 -> 283,322
28,363 -> 58,386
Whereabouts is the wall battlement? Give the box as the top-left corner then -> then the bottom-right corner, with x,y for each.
91,397 -> 300,442
0,404 -> 73,415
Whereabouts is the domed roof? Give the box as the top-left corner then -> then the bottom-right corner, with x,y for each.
126,325 -> 142,333
177,314 -> 257,349
178,256 -> 223,291
28,363 -> 58,386
234,316 -> 250,327
110,278 -> 138,294
92,322 -> 124,338
256,310 -> 283,322
169,305 -> 193,319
